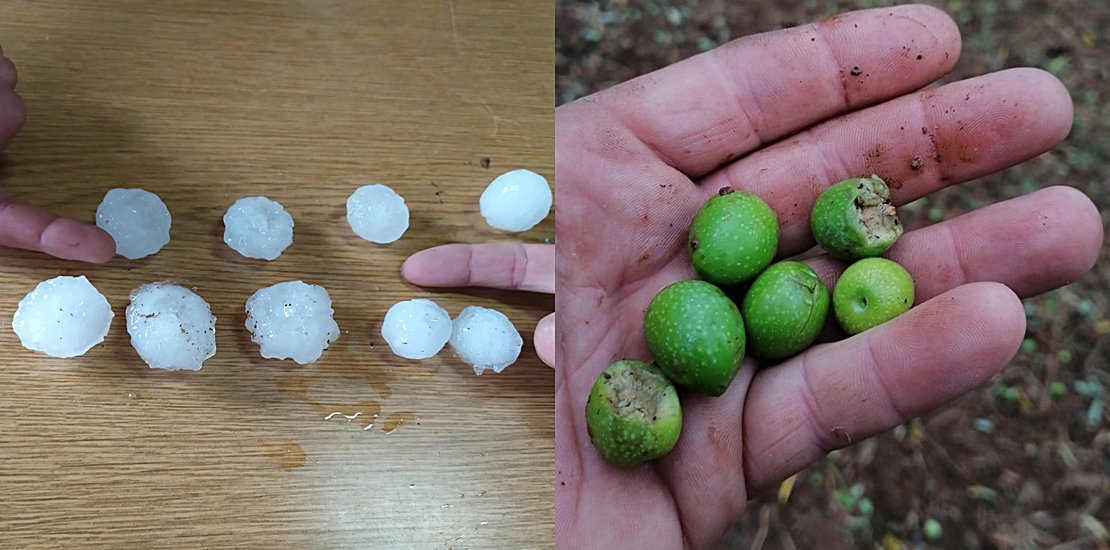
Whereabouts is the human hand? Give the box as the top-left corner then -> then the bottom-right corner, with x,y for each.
554,5 -> 1102,549
0,45 -> 115,263
401,242 -> 555,367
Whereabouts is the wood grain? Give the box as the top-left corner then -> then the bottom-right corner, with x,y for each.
0,1 -> 554,548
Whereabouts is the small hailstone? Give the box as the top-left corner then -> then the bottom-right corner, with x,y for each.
480,169 -> 552,232
245,280 -> 339,365
223,196 -> 294,260
346,184 -> 409,243
96,188 -> 172,259
449,306 -> 523,375
126,282 -> 216,371
12,275 -> 114,358
381,299 -> 452,360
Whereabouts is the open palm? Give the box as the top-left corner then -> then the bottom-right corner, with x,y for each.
554,5 -> 1102,549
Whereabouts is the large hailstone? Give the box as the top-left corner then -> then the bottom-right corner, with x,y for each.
96,188 -> 172,259
11,275 -> 114,358
126,282 -> 216,371
449,306 -> 523,375
245,280 -> 339,365
346,184 -> 409,244
223,196 -> 294,260
479,169 -> 552,232
381,299 -> 452,360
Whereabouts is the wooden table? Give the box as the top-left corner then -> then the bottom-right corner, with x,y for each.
0,2 -> 554,548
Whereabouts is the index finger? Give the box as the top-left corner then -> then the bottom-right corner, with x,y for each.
401,243 -> 555,294
583,4 -> 961,178
0,190 -> 117,263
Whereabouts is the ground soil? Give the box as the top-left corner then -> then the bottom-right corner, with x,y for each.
558,1 -> 1110,548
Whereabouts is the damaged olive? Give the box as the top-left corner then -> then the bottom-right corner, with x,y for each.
586,359 -> 683,468
810,175 -> 903,261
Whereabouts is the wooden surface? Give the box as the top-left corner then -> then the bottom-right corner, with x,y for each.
0,2 -> 554,548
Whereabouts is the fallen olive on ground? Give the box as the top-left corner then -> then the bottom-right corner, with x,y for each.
833,257 -> 915,335
741,261 -> 830,360
811,175 -> 903,261
688,187 -> 779,287
586,359 -> 683,468
644,279 -> 746,396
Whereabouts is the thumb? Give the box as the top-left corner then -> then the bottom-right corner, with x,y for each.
535,312 -> 555,368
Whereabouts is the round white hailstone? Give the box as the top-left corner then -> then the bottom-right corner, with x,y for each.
95,188 -> 173,260
381,299 -> 452,360
222,196 -> 295,260
11,275 -> 114,358
245,280 -> 339,365
449,305 -> 523,375
346,184 -> 409,244
126,282 -> 216,371
479,169 -> 552,232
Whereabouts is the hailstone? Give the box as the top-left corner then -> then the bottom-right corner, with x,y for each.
449,305 -> 523,375
245,280 -> 339,365
12,275 -> 114,358
126,282 -> 216,371
346,184 -> 409,244
96,188 -> 172,259
381,298 -> 452,360
222,196 -> 295,260
479,169 -> 552,232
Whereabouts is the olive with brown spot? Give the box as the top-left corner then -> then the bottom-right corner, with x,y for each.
688,187 -> 779,287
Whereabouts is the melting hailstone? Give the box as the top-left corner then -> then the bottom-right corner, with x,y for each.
222,196 -> 295,260
12,275 -> 114,358
245,280 -> 339,365
380,298 -> 452,360
479,169 -> 552,232
346,184 -> 409,244
449,305 -> 523,375
126,282 -> 216,371
95,188 -> 172,259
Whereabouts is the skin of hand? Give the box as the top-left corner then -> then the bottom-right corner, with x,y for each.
0,45 -> 116,263
554,5 -> 1102,550
401,242 -> 555,368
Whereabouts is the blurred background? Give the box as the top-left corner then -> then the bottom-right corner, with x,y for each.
557,1 -> 1109,548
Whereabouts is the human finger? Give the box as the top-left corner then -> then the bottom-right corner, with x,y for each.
0,45 -> 17,89
740,282 -> 1024,495
0,190 -> 117,263
582,4 -> 960,178
0,85 -> 26,149
401,242 -> 554,294
702,68 -> 1074,255
804,185 -> 1103,304
535,312 -> 554,368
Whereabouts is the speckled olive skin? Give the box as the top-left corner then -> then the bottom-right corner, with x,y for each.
644,280 -> 746,396
810,175 -> 903,261
585,360 -> 683,468
741,261 -> 830,360
688,188 -> 779,287
833,257 -> 915,335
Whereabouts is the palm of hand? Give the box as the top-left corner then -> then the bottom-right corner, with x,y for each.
554,6 -> 1101,549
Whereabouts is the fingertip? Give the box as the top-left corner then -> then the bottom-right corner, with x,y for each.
899,3 -> 962,70
535,313 -> 555,368
1031,185 -> 1103,283
999,67 -> 1074,143
40,218 -> 117,263
0,87 -> 26,149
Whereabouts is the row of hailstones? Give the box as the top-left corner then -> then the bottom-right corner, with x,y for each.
10,169 -> 553,374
